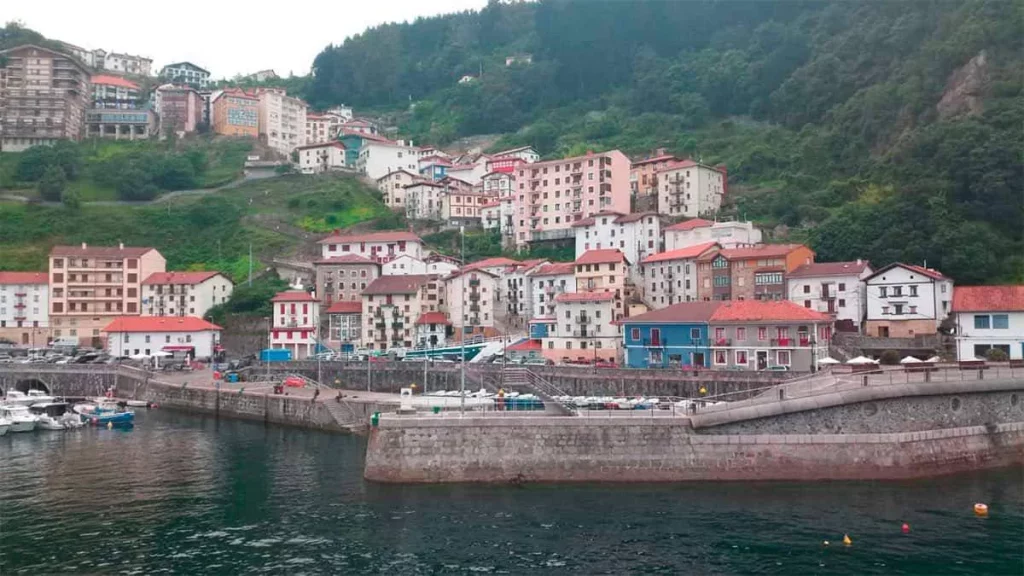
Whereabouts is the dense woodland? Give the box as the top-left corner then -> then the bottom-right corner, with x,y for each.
308,0 -> 1023,285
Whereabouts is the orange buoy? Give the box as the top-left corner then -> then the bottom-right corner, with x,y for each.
842,534 -> 852,546
902,523 -> 910,533
974,503 -> 989,516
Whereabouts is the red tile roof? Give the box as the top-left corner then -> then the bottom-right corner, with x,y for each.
619,302 -> 723,324
142,271 -> 222,285
362,274 -> 434,295
698,244 -> 809,262
710,300 -> 831,323
571,210 -> 628,227
102,316 -> 222,333
0,272 -> 47,285
416,311 -> 450,325
338,129 -> 393,143
377,169 -> 421,181
506,339 -> 542,351
326,301 -> 363,314
630,154 -> 676,166
575,249 -> 627,266
492,146 -> 535,157
462,257 -> 519,272
318,230 -> 422,244
665,218 -> 714,232
314,254 -> 377,265
952,286 -> 1024,312
271,290 -> 318,303
50,245 -> 156,258
865,262 -> 949,282
91,74 -> 139,89
529,262 -> 575,277
555,291 -> 614,303
641,242 -> 720,264
788,261 -> 871,278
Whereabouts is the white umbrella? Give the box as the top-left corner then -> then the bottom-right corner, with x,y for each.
925,356 -> 940,363
151,351 -> 173,357
899,356 -> 923,364
129,353 -> 150,360
818,357 -> 841,365
846,356 -> 879,365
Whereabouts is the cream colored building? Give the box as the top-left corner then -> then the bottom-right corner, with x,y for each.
656,160 -> 726,218
444,269 -> 498,330
141,271 -> 233,318
403,181 -> 445,220
540,292 -> 620,364
48,244 -> 166,347
574,249 -> 630,321
361,274 -> 442,350
257,88 -> 307,156
640,242 -> 719,308
0,272 -> 49,347
297,142 -> 347,174
378,169 -> 423,210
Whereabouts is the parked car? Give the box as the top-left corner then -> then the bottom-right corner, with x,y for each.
0,354 -> 13,364
595,360 -> 617,369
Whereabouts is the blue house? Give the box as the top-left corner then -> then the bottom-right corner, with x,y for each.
419,162 -> 448,181
619,302 -> 722,368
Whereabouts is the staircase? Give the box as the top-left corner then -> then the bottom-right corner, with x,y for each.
495,367 -> 575,415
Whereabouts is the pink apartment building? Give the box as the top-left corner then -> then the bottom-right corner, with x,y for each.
512,150 -> 631,247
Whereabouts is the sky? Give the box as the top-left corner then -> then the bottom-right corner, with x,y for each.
7,0 -> 488,78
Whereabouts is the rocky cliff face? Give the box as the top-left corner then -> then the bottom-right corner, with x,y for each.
937,51 -> 990,119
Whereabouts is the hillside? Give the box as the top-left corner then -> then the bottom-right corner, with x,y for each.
0,173 -> 392,280
308,0 -> 1024,285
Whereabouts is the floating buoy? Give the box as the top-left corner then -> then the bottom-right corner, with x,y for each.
107,421 -> 113,429
974,503 -> 989,516
902,523 -> 910,533
842,534 -> 852,546
823,540 -> 830,546
699,386 -> 707,396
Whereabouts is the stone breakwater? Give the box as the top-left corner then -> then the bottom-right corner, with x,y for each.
365,379 -> 1024,483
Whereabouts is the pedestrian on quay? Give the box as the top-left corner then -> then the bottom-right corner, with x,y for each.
312,388 -> 320,403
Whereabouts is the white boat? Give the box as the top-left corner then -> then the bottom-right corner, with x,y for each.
30,402 -> 82,430
0,404 -> 38,432
0,417 -> 10,436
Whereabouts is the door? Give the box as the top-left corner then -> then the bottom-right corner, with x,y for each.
692,352 -> 705,368
21,332 -> 29,345
756,351 -> 768,370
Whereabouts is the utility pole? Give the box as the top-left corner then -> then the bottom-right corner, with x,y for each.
264,317 -> 270,382
460,225 -> 466,415
248,243 -> 253,286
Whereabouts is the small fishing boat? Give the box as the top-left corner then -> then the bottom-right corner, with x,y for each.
87,411 -> 134,427
29,402 -> 83,430
0,404 -> 38,432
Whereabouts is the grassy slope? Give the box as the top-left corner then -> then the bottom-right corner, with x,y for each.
0,173 -> 388,282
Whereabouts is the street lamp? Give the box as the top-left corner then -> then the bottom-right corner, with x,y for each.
460,225 -> 466,415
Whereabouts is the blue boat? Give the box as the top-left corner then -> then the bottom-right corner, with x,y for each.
87,411 -> 135,427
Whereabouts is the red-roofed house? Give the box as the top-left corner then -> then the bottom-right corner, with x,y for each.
863,263 -> 954,338
664,218 -> 762,251
88,74 -> 157,140
502,259 -> 549,325
786,260 -> 873,331
655,160 -> 727,217
0,272 -> 49,346
708,300 -> 833,371
326,300 -> 362,351
542,289 -> 619,364
415,311 -> 451,348
314,253 -> 380,306
270,283 -> 321,359
103,316 -> 222,360
574,249 -> 630,320
573,210 -> 663,265
505,338 -> 544,363
444,268 -> 498,332
640,241 -> 720,307
142,271 -> 233,319
527,262 -> 577,319
629,149 -> 677,197
319,230 -> 424,264
361,274 -> 442,350
696,244 -> 815,302
952,285 -> 1024,360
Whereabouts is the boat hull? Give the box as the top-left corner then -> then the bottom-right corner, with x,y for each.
9,420 -> 36,433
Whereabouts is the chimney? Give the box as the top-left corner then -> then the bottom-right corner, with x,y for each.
81,242 -> 87,249
119,242 -> 124,250
857,258 -> 862,265
655,147 -> 666,157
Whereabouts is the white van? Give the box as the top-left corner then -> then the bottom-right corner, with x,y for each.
50,337 -> 80,349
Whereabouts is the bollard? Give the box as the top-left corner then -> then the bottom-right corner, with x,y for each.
862,374 -> 868,387
779,389 -> 785,401
925,370 -> 931,383
978,368 -> 984,380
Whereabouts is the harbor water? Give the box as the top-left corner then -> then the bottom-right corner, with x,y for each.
1,411 -> 1021,575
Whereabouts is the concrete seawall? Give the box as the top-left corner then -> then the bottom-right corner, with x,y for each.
365,379 -> 1024,483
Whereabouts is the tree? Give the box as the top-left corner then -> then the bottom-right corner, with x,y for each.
983,348 -> 1008,362
879,350 -> 901,365
61,187 -> 81,210
37,165 -> 66,201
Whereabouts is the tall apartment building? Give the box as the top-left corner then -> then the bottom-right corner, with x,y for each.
641,241 -> 720,308
629,150 -> 676,198
0,272 -> 49,346
539,292 -> 620,364
696,244 -> 815,302
155,84 -> 203,136
257,88 -> 307,156
656,160 -> 727,218
0,45 -> 91,151
160,62 -> 211,89
141,271 -> 233,318
86,75 -> 156,140
573,211 -> 662,265
48,244 -> 166,347
527,262 -> 576,319
313,254 -> 381,306
403,181 -> 446,220
574,249 -> 630,321
269,287 -> 320,360
444,269 -> 498,332
212,89 -> 259,137
512,150 -> 631,247
361,275 -> 442,350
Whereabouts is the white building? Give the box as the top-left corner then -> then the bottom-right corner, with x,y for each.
527,262 -> 577,319
0,272 -> 48,347
103,316 -> 222,360
404,181 -> 446,220
863,263 -> 954,339
142,271 -> 233,319
425,255 -> 461,278
491,146 -> 540,164
787,261 -> 873,331
257,89 -> 307,156
444,269 -> 499,330
656,160 -> 726,218
296,142 -> 347,174
952,286 -> 1024,361
102,52 -> 153,76
663,218 -> 763,251
325,301 -> 362,350
640,241 -> 719,308
356,140 -> 420,180
326,105 -> 353,121
573,211 -> 661,265
481,201 -> 501,230
377,169 -> 423,209
160,61 -> 211,88
541,292 -> 620,364
270,287 -> 320,360
382,254 -> 428,276
502,260 -> 548,325
415,311 -> 450,348
319,230 -> 424,264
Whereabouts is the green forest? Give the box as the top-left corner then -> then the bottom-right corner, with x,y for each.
307,0 -> 1023,285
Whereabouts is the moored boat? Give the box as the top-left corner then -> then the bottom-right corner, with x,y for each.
0,404 -> 38,432
0,417 -> 10,436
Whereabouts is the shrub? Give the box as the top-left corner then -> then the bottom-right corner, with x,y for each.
287,197 -> 301,209
879,349 -> 901,365
37,165 -> 66,201
61,187 -> 81,210
984,348 -> 1009,362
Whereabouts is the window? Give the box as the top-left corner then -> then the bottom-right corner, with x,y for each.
714,350 -> 727,365
803,285 -> 810,294
631,328 -> 640,341
566,341 -> 573,350
736,327 -> 746,341
777,350 -> 791,366
757,327 -> 767,341
993,314 -> 1009,329
880,286 -> 887,298
804,300 -> 811,308
547,341 -> 554,349
714,327 -> 725,341
893,304 -> 904,315
690,327 -> 700,340
735,350 -> 748,365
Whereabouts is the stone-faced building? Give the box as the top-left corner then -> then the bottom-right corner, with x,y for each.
696,244 -> 814,303
314,254 -> 381,306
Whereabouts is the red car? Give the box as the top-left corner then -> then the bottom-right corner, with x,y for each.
283,376 -> 305,388
595,360 -> 617,369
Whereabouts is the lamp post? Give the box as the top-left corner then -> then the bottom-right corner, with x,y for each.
264,317 -> 270,382
460,225 -> 466,415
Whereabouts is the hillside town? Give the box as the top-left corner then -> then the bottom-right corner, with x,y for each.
0,41 -> 1022,369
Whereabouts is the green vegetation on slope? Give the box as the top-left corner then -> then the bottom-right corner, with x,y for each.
0,173 -> 388,280
308,0 -> 1023,284
423,229 -> 575,264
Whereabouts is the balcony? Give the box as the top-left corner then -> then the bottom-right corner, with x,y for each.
642,337 -> 665,347
469,293 -> 481,302
576,315 -> 591,324
13,303 -> 26,309
771,338 -> 792,347
713,338 -> 731,346
469,304 -> 480,313
468,278 -> 480,287
13,315 -> 27,321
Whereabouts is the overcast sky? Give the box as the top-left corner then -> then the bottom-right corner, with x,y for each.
8,0 -> 488,78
